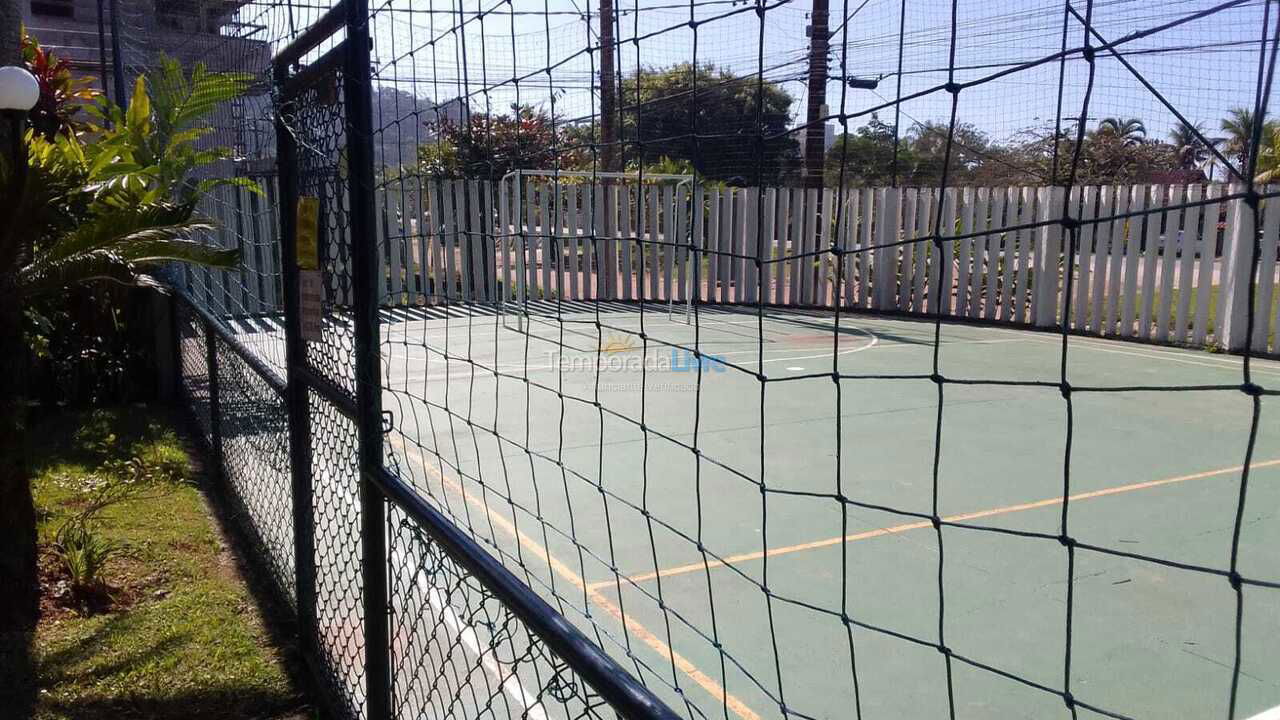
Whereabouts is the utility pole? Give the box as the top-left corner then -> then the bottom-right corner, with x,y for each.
598,0 -> 619,172
108,0 -> 126,106
803,0 -> 830,188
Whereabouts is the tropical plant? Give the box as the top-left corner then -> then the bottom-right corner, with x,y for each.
1219,107 -> 1277,177
0,53 -> 251,643
14,56 -> 253,297
1167,120 -> 1221,170
1253,125 -> 1280,184
1095,117 -> 1147,145
20,30 -> 99,140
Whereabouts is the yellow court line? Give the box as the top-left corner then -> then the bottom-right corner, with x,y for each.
389,436 -> 762,720
588,458 -> 1280,591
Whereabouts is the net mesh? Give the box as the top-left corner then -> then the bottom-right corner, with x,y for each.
124,0 -> 1280,717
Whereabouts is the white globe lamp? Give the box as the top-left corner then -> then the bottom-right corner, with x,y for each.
0,66 -> 40,112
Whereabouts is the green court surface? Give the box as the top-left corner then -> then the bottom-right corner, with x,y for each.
379,304 -> 1280,720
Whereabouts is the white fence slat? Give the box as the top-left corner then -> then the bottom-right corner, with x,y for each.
1218,185 -> 1252,349
1100,186 -> 1128,335
732,189 -> 747,303
451,180 -> 469,302
898,189 -> 917,311
886,188 -> 905,311
838,192 -> 854,306
1253,192 -> 1280,351
583,186 -> 597,300
1190,185 -> 1217,345
964,188 -> 986,318
671,186 -> 684,301
744,188 -> 760,304
937,188 -> 957,315
1072,187 -> 1098,330
601,185 -> 616,300
1008,187 -> 1031,323
706,188 -> 722,302
1167,186 -> 1195,342
763,188 -> 780,304
1088,187 -> 1113,333
484,182 -> 498,302
802,189 -> 820,304
536,182 -> 551,301
1213,186 -> 1241,343
1152,184 -> 1177,340
983,189 -> 1004,320
719,189 -> 734,301
837,192 -> 854,306
912,190 -> 933,313
645,184 -> 656,299
852,190 -> 868,308
994,187 -> 1013,320
689,187 -> 702,302
376,191 -> 394,305
773,188 -> 789,304
406,183 -> 423,301
616,186 -> 631,301
662,185 -> 676,300
784,188 -> 800,304
565,186 -> 580,300
497,179 -> 510,303
954,188 -> 975,316
1118,186 -> 1146,336
1138,186 -> 1167,339
441,181 -> 458,301
468,181 -> 484,302
814,189 -> 832,306
425,182 -> 444,301
1033,186 -> 1063,327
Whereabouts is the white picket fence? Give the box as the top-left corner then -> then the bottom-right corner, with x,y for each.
185,180 -> 286,318
189,179 -> 1280,355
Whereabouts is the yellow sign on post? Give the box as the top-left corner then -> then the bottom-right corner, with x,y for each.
296,196 -> 320,270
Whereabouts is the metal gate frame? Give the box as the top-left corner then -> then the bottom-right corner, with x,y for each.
269,3 -> 680,718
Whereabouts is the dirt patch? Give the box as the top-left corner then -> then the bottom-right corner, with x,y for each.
38,546 -> 147,620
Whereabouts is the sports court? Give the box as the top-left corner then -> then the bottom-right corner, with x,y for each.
372,302 -> 1280,720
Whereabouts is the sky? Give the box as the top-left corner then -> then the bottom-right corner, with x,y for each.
231,0 -> 1279,148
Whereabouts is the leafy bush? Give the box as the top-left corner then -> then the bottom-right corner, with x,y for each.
10,52 -> 255,403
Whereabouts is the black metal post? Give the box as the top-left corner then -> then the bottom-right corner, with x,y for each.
95,0 -> 111,105
107,0 -> 126,106
344,9 -> 392,716
274,66 -> 318,653
204,318 -> 224,482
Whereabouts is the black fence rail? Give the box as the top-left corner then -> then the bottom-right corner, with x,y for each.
173,291 -> 678,720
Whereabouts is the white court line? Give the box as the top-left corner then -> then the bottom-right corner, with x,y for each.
386,334 -> 1031,386
391,543 -> 550,720
995,328 -> 1280,377
1246,705 -> 1280,720
389,328 -> 879,385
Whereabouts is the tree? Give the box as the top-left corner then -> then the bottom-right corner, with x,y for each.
619,63 -> 799,185
1168,120 -> 1221,171
1253,125 -> 1280,184
417,104 -> 587,179
824,114 -> 904,187
904,120 -> 992,186
1220,107 -> 1276,178
0,56 -> 247,705
1095,117 -> 1147,145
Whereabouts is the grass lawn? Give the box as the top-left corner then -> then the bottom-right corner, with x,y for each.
29,406 -> 307,720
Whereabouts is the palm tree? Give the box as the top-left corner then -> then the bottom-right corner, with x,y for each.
1168,120 -> 1222,170
1219,107 -> 1278,178
1096,117 -> 1147,145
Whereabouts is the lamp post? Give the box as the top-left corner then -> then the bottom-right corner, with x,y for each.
0,65 -> 39,211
